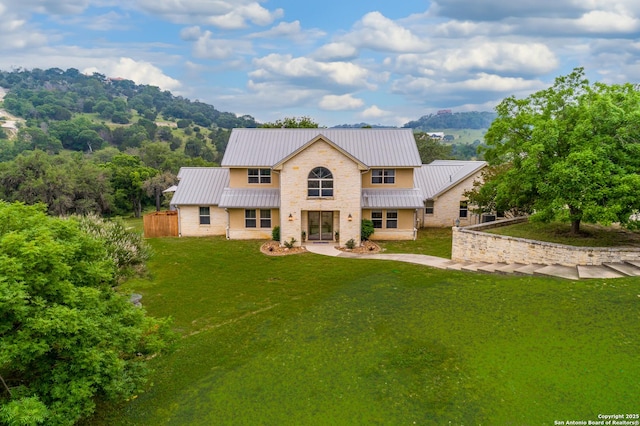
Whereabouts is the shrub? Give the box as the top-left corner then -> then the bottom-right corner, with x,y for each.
283,237 -> 297,249
272,226 -> 280,241
361,219 -> 374,241
345,238 -> 356,249
73,214 -> 150,280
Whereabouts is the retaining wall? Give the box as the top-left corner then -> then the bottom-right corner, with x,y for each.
452,218 -> 640,266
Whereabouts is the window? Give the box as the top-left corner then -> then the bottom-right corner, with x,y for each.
308,167 -> 333,197
248,168 -> 271,184
425,200 -> 434,215
459,201 -> 468,218
386,210 -> 398,228
245,209 -> 256,228
372,210 -> 383,228
371,169 -> 395,184
199,207 -> 211,225
260,209 -> 271,228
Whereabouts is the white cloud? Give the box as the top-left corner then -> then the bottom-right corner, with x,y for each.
192,31 -> 252,60
250,54 -> 374,89
180,26 -> 202,41
575,10 -> 640,33
360,105 -> 391,119
82,57 -> 181,91
313,42 -> 359,61
319,94 -> 364,111
135,0 -> 283,29
341,11 -> 429,53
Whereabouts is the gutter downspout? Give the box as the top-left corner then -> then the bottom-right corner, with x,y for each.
176,206 -> 182,237
413,209 -> 418,240
224,208 -> 230,240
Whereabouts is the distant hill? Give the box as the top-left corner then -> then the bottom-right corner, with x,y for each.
0,67 -> 258,129
403,111 -> 497,130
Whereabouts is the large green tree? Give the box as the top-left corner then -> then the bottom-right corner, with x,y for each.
0,202 -> 172,425
478,68 -> 640,233
107,154 -> 158,217
260,116 -> 319,128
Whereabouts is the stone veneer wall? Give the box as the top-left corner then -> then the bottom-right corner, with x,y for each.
452,217 -> 640,266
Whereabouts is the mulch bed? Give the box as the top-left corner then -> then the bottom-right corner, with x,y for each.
260,240 -> 381,256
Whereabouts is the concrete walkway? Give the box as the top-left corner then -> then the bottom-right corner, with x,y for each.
304,243 -> 638,280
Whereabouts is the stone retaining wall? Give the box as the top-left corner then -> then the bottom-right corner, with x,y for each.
452,218 -> 640,266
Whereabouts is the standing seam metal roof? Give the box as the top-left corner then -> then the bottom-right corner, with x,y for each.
219,188 -> 280,208
361,189 -> 425,209
221,128 -> 422,168
413,160 -> 486,199
170,168 -> 229,205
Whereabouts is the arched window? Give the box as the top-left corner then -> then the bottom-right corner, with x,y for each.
308,167 -> 333,197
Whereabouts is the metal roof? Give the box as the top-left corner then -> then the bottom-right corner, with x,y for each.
361,189 -> 424,209
170,168 -> 229,205
221,128 -> 421,168
219,188 -> 280,208
414,160 -> 486,199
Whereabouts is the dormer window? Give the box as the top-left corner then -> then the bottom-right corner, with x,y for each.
248,168 -> 271,184
372,169 -> 395,184
308,167 -> 333,197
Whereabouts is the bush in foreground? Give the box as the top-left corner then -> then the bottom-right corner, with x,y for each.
0,202 -> 173,425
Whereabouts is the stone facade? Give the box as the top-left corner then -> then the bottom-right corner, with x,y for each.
419,171 -> 482,228
452,218 -> 640,266
278,139 -> 363,246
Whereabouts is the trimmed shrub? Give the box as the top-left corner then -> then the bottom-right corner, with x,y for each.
361,219 -> 374,241
272,226 -> 280,241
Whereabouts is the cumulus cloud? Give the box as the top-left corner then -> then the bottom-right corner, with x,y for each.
431,0 -> 586,21
341,11 -> 429,53
360,105 -> 392,119
192,31 -> 252,60
313,42 -> 359,61
250,54 -> 374,89
319,94 -> 364,110
180,26 -> 202,41
83,57 -> 181,91
135,0 -> 283,29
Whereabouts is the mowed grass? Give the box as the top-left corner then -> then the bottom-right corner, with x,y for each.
91,236 -> 640,425
379,228 -> 453,258
487,221 -> 640,247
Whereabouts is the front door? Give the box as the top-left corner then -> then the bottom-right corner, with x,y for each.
308,211 -> 333,241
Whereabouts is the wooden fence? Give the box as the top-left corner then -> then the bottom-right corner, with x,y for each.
143,211 -> 178,237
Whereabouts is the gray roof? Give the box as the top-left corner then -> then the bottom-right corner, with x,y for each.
171,168 -> 229,205
221,128 -> 421,168
362,189 -> 424,209
414,160 -> 486,199
219,188 -> 280,208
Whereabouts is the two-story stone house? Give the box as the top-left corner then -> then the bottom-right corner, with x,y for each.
170,128 -> 486,247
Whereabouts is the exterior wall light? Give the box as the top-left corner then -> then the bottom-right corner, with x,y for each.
288,213 -> 293,221
348,214 -> 353,221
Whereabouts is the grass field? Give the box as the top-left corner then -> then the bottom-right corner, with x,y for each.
90,235 -> 639,425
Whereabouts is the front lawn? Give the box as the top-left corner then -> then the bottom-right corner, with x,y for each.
379,227 -> 453,258
91,236 -> 639,425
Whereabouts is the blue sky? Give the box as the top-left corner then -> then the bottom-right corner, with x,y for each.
2,0 -> 640,127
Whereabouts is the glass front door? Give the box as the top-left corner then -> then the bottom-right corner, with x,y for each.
308,211 -> 333,241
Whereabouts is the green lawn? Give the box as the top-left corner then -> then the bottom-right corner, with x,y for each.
90,236 -> 639,425
486,221 -> 640,247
